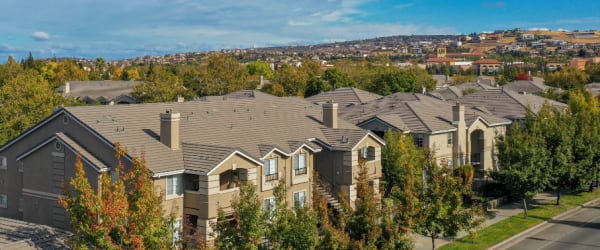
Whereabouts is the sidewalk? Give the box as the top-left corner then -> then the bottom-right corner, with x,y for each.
412,192 -> 557,250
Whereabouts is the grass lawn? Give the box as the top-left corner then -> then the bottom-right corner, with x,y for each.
439,189 -> 600,250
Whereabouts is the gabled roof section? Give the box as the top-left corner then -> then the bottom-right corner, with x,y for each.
316,128 -> 384,151
16,133 -> 109,172
305,87 -> 382,107
182,143 -> 262,175
358,114 -> 411,132
458,88 -> 567,120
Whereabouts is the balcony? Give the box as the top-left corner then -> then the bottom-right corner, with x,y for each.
295,167 -> 307,175
265,173 -> 279,182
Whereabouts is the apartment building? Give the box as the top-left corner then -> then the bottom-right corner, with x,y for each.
0,90 -> 384,241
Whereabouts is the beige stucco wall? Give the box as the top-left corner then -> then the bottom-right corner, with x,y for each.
467,119 -> 506,172
427,132 -> 455,167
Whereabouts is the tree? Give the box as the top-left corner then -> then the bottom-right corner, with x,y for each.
246,61 -> 274,79
495,120 -> 550,218
312,177 -> 350,249
416,150 -> 483,250
0,56 -> 23,87
544,66 -> 589,90
585,63 -> 600,83
0,71 -> 76,145
199,53 -> 249,96
304,75 -> 332,97
272,64 -> 307,96
59,144 -> 173,249
346,161 -> 382,248
266,180 -> 319,249
568,90 -> 600,192
212,183 -> 265,249
131,65 -> 193,103
369,68 -> 419,95
322,68 -> 355,89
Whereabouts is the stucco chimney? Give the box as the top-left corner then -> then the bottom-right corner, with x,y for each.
322,100 -> 338,128
65,82 -> 70,94
452,103 -> 466,165
177,96 -> 184,102
160,110 -> 180,150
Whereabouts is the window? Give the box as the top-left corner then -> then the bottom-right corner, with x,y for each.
447,133 -> 454,145
264,197 -> 276,218
360,147 -> 368,159
294,154 -> 307,175
414,134 -> 424,148
264,158 -> 278,181
0,194 -> 6,208
166,175 -> 183,196
293,191 -> 306,208
359,147 -> 376,161
0,156 -> 6,170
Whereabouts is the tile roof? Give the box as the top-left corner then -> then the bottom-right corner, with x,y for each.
457,88 -> 567,120
305,87 -> 382,107
340,92 -> 510,134
0,217 -> 72,249
63,91 -> 371,175
60,80 -> 139,101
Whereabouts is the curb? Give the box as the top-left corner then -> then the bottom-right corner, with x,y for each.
489,197 -> 600,250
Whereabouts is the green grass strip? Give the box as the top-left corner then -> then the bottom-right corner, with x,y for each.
439,190 -> 600,250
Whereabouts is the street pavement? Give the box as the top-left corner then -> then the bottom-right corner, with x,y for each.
491,198 -> 600,249
412,193 -> 561,250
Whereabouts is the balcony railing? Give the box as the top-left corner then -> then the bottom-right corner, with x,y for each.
265,173 -> 279,181
295,167 -> 307,175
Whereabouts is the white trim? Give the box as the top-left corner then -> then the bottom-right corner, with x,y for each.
206,150 -> 263,175
22,188 -> 65,201
430,128 -> 458,135
259,147 -> 290,160
16,135 -> 109,173
290,143 -> 321,155
153,169 -> 185,178
350,132 -> 386,151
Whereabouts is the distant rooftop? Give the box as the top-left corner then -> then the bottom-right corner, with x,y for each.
0,216 -> 72,249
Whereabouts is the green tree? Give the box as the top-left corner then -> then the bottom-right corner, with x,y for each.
304,75 -> 332,97
568,90 -> 600,191
0,56 -> 23,87
132,65 -> 193,103
266,180 -> 319,249
584,63 -> 600,83
346,162 -> 382,248
200,53 -> 249,96
0,71 -> 75,144
273,64 -> 307,96
416,150 -> 483,250
368,68 -> 418,95
544,67 -> 589,90
246,61 -> 274,79
212,183 -> 265,249
495,120 -> 550,218
322,68 -> 355,89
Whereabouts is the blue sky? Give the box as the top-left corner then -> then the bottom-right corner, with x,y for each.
1,0 -> 599,61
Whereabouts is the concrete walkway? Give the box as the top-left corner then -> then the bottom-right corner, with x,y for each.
412,193 -> 558,250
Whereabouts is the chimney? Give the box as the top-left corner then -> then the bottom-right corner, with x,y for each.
322,100 -> 338,128
65,82 -> 70,94
452,103 -> 466,165
160,110 -> 180,150
177,96 -> 184,102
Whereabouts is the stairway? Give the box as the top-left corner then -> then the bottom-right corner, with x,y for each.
315,183 -> 343,213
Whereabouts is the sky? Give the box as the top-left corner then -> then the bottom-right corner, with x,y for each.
1,0 -> 600,61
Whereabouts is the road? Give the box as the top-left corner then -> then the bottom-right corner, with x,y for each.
494,202 -> 600,250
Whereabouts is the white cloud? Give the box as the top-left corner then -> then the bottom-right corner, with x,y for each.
31,31 -> 50,41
